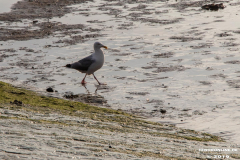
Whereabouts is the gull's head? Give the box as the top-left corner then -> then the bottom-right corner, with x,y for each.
94,42 -> 108,50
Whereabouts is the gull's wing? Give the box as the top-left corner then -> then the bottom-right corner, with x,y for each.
69,55 -> 95,72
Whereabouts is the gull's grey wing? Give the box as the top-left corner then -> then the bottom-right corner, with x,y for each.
70,55 -> 95,72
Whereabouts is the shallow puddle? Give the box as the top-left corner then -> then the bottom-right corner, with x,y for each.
1,0 -> 240,144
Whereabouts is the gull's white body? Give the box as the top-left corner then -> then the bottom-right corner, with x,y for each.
87,47 -> 104,75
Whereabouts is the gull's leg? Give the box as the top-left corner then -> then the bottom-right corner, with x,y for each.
93,73 -> 101,85
81,74 -> 87,84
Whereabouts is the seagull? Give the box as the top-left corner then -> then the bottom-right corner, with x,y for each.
65,42 -> 108,85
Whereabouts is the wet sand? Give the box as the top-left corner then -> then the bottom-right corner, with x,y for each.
0,81 -> 240,159
1,0 -> 240,158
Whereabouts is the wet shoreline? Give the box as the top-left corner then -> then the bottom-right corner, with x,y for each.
1,0 -> 240,154
0,81 -> 240,159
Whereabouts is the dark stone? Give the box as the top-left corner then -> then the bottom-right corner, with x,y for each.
10,100 -> 22,106
202,3 -> 225,11
160,109 -> 166,114
46,87 -> 54,92
33,20 -> 38,24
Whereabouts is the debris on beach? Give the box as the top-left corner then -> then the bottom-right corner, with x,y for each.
46,87 -> 54,92
201,3 -> 225,11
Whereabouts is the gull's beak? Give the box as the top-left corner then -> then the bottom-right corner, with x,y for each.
102,46 -> 108,49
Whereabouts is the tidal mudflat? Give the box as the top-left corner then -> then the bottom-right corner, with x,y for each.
1,0 -> 240,158
0,81 -> 239,159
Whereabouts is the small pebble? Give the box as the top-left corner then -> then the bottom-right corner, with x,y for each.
160,109 -> 166,114
46,87 -> 54,92
33,20 -> 38,24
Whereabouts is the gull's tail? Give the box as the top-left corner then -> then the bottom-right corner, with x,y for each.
65,64 -> 71,68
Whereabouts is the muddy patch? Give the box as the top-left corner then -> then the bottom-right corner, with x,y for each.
0,21 -> 103,43
0,53 -> 18,62
0,0 -> 104,43
96,85 -> 117,94
170,36 -> 202,42
167,1 -> 205,10
64,92 -> 107,105
117,22 -> 134,30
146,99 -> 164,105
127,76 -> 168,82
0,48 -> 17,53
153,52 -> 174,58
140,51 -> 152,54
226,80 -> 240,88
19,47 -> 42,53
0,0 -> 90,21
0,28 -> 50,41
224,60 -> 240,64
130,17 -> 183,25
221,42 -> 240,47
199,81 -> 212,86
112,52 -> 132,56
9,61 -> 36,69
127,92 -> 149,96
210,73 -> 227,79
190,43 -> 213,49
152,65 -> 189,73
216,32 -> 233,37
54,33 -> 104,45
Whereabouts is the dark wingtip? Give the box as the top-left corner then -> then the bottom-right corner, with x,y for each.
65,64 -> 71,68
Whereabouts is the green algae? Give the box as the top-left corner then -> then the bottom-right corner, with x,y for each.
0,81 -> 223,143
0,81 -> 130,116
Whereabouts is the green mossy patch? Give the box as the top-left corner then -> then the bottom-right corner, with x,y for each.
0,81 -> 223,142
0,81 -> 130,116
